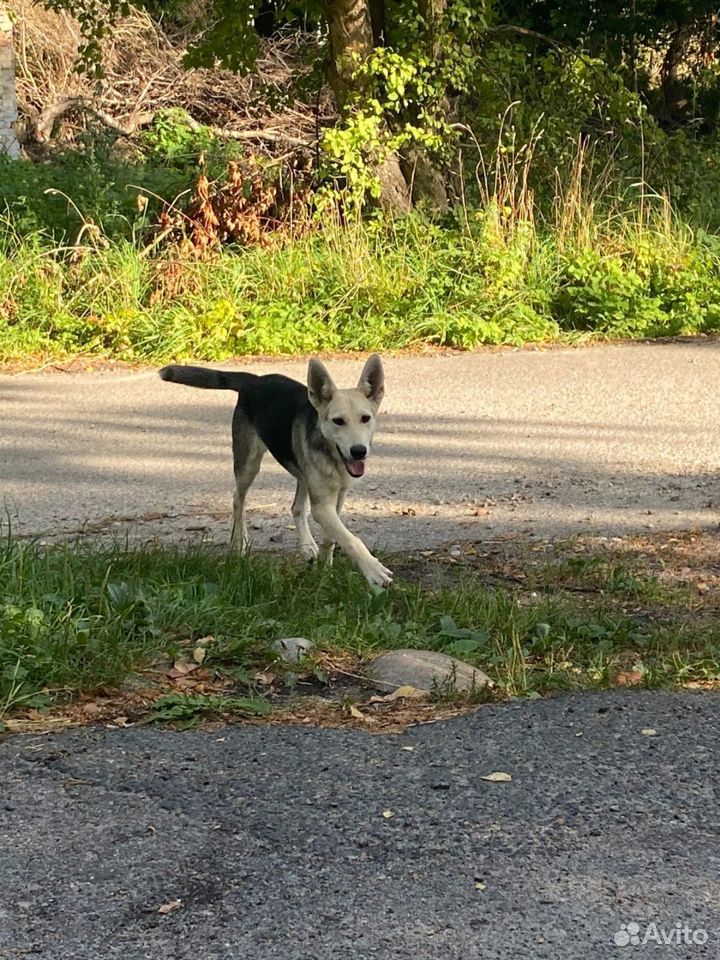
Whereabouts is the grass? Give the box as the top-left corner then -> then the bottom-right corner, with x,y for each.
3,148 -> 720,365
1,535 -> 718,722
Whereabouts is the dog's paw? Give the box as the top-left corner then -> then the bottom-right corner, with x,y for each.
319,543 -> 336,566
299,540 -> 320,562
362,557 -> 393,589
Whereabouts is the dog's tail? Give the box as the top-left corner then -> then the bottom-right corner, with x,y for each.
159,365 -> 253,392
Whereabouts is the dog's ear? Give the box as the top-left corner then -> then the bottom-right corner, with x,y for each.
357,354 -> 384,407
307,359 -> 336,409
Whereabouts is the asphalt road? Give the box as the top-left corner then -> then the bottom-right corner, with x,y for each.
1,690 -> 719,959
2,340 -> 718,550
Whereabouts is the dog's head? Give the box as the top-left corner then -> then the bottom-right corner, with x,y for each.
307,354 -> 384,478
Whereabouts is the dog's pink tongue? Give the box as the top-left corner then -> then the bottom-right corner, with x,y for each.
348,459 -> 366,478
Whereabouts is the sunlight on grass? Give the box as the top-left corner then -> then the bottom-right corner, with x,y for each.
2,145 -> 720,365
1,538 -> 718,716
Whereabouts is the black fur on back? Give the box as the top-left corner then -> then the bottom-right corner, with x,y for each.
160,364 -> 327,474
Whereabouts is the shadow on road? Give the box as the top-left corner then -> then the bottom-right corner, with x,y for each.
1,376 -> 717,548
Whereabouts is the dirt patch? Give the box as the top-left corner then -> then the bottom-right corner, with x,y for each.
395,529 -> 720,614
0,650 -> 487,738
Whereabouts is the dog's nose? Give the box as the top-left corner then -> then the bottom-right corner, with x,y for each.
350,444 -> 367,460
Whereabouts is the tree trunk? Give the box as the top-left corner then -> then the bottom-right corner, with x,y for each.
400,149 -> 450,210
325,0 -> 411,212
403,0 -> 450,210
660,25 -> 691,120
0,2 -> 20,158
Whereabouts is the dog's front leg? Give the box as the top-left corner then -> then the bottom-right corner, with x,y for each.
311,497 -> 393,588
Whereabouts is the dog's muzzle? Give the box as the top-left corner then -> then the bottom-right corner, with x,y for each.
339,445 -> 367,478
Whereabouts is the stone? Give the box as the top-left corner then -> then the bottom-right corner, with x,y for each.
364,649 -> 491,694
271,637 -> 314,663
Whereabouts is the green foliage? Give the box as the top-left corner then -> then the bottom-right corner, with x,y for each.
4,196 -> 720,363
0,153 -> 177,243
553,245 -> 720,337
1,537 -> 718,710
0,113 -> 244,242
149,692 -> 270,728
322,0 -> 492,202
138,108 -> 240,171
35,0 -> 720,218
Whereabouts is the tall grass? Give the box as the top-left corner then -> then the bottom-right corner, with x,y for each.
2,145 -> 720,364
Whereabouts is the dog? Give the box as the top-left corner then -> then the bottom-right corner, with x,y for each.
159,355 -> 392,588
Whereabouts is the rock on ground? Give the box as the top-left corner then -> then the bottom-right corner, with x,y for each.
364,648 -> 492,693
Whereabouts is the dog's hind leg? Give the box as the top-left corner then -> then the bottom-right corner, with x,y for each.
318,489 -> 345,566
231,418 -> 266,554
292,479 -> 319,561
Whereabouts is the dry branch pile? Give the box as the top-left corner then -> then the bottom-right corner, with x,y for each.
8,0 -> 335,154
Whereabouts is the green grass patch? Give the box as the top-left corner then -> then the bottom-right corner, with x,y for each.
2,210 -> 720,364
1,538 -> 717,719
4,139 -> 720,365
148,691 -> 271,729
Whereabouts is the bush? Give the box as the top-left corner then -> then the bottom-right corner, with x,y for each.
2,200 -> 720,364
553,246 -> 720,338
0,112 -> 240,243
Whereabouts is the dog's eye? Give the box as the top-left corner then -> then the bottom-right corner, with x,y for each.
332,417 -> 346,426
360,415 -> 371,423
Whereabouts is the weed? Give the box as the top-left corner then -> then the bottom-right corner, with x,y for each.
3,141 -> 720,364
149,691 -> 271,729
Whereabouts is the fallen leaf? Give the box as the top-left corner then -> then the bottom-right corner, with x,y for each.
401,746 -> 415,752
253,671 -> 277,686
158,899 -> 182,915
82,702 -> 101,717
481,771 -> 512,783
615,671 -> 643,687
641,728 -> 657,737
387,685 -> 428,702
349,705 -> 364,719
192,647 -> 206,664
474,881 -> 487,891
170,660 -> 197,677
382,809 -> 395,819
2,717 -> 72,732
196,635 -> 214,646
369,685 -> 429,704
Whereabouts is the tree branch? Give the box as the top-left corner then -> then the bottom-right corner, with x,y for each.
32,96 -> 316,148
